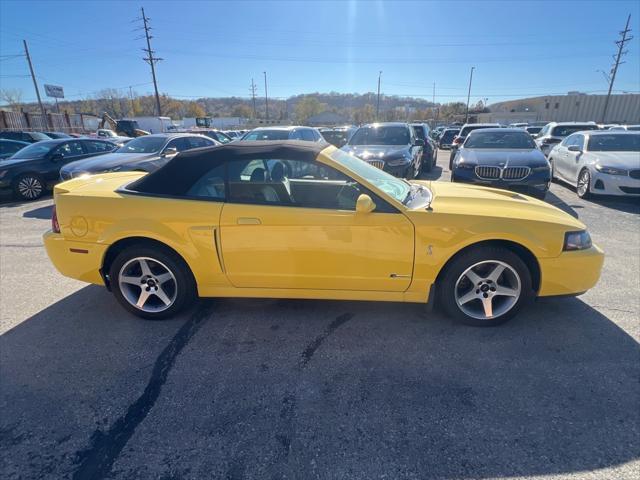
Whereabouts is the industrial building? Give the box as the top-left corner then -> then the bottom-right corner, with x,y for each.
477,93 -> 640,125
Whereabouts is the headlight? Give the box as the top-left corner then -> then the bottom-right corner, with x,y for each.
456,161 -> 475,170
595,165 -> 627,175
563,230 -> 592,251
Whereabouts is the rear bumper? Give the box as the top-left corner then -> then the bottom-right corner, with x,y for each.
43,231 -> 107,285
538,245 -> 604,296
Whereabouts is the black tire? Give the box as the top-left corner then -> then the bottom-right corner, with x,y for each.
13,173 -> 45,201
449,150 -> 457,170
548,157 -> 557,182
576,168 -> 592,199
437,246 -> 534,327
109,244 -> 197,320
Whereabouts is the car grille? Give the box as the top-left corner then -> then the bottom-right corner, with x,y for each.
367,160 -> 384,170
629,169 -> 640,180
475,166 -> 501,179
502,166 -> 531,180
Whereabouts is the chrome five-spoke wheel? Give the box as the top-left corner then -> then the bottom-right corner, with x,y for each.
118,257 -> 177,313
454,260 -> 521,321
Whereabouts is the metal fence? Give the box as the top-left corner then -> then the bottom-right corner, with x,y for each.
0,110 -> 100,133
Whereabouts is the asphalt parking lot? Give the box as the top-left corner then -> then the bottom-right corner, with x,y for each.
1,149 -> 639,480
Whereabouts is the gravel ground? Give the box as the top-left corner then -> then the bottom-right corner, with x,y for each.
1,150 -> 638,480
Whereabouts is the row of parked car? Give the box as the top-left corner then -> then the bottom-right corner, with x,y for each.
433,121 -> 639,200
1,119 -> 638,202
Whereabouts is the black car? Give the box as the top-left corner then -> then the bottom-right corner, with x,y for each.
59,133 -> 218,180
438,128 -> 460,150
449,123 -> 501,169
0,130 -> 52,143
341,122 -> 424,179
451,128 -> 551,199
0,138 -> 117,200
411,123 -> 438,172
0,139 -> 30,160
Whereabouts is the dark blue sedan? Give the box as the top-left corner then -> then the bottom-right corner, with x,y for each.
451,128 -> 551,200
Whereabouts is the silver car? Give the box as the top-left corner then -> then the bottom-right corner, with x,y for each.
534,122 -> 599,157
548,131 -> 640,198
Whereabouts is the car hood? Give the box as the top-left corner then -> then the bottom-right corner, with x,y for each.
458,148 -> 547,166
62,152 -> 158,173
343,145 -> 410,160
416,180 -> 584,230
587,151 -> 640,169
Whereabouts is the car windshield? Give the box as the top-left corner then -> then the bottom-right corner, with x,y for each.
331,149 -> 416,204
526,127 -> 542,134
349,126 -> 410,146
9,141 -> 55,159
242,130 -> 290,140
587,134 -> 640,152
465,131 -> 536,149
551,125 -> 598,137
115,136 -> 166,153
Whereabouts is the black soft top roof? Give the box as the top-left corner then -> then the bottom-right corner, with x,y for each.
128,140 -> 328,196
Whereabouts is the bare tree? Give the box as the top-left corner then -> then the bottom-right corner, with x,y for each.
0,89 -> 24,111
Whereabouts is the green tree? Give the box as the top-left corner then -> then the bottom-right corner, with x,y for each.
294,96 -> 326,123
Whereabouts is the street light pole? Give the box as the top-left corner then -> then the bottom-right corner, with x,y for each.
465,66 -> 475,123
263,71 -> 269,122
376,71 -> 382,121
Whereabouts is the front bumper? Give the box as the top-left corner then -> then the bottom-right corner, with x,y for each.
538,244 -> 604,296
43,231 -> 108,285
590,169 -> 640,196
452,167 -> 551,196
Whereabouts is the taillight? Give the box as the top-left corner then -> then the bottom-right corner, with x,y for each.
52,205 -> 60,233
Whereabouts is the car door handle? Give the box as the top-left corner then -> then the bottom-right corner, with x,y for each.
237,217 -> 261,225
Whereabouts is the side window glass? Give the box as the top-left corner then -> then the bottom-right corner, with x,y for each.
300,129 -> 315,141
574,135 -> 584,150
289,129 -> 303,140
55,141 -> 84,157
188,136 -> 214,149
185,162 -> 225,200
227,157 -> 394,212
561,135 -> 574,147
84,141 -> 114,153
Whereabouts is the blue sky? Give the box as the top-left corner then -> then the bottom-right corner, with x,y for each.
1,0 -> 639,105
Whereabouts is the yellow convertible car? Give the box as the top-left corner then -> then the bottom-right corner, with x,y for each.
44,141 -> 604,326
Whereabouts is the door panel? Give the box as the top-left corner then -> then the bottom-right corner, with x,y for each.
219,203 -> 414,292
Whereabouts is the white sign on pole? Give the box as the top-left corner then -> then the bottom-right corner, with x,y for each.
44,84 -> 64,99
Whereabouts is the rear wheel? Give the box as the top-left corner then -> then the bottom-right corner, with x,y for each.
438,246 -> 533,326
576,168 -> 592,199
13,173 -> 45,201
109,245 -> 196,320
422,154 -> 432,173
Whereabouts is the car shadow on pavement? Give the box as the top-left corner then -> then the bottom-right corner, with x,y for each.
419,164 -> 445,181
552,181 -> 640,214
0,194 -> 52,208
545,190 -> 582,218
1,288 -> 638,479
22,204 -> 53,220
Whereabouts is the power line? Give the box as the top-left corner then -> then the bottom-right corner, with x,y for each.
601,14 -> 633,123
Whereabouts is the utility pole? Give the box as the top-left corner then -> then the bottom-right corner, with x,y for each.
250,78 -> 257,118
376,71 -> 382,121
263,72 -> 269,122
22,40 -> 47,124
465,66 -> 475,123
140,7 -> 162,116
432,82 -> 436,127
129,86 -> 135,117
601,14 -> 633,123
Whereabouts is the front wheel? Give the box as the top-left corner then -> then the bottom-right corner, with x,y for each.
109,245 -> 197,320
438,246 -> 533,326
13,173 -> 45,201
576,168 -> 592,199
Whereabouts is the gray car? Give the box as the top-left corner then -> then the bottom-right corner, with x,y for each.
60,133 -> 218,180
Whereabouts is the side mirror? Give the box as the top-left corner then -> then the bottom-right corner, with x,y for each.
414,139 -> 425,147
356,193 -> 376,214
50,153 -> 64,162
162,147 -> 178,157
567,145 -> 582,152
